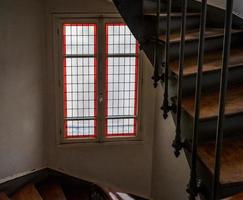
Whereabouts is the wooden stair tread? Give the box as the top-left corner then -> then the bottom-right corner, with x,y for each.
38,181 -> 66,200
12,184 -> 43,200
144,12 -> 200,17
170,48 -> 243,76
0,193 -> 10,200
181,84 -> 243,120
224,192 -> 243,199
198,137 -> 243,185
159,28 -> 243,43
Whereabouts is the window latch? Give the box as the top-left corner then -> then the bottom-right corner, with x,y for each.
99,93 -> 103,103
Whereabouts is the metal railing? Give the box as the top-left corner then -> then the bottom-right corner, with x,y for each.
161,0 -> 176,120
150,0 -> 234,199
212,0 -> 233,199
152,0 -> 162,88
187,0 -> 207,199
172,0 -> 188,157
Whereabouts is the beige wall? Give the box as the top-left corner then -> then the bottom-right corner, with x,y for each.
0,0 -> 46,179
46,0 -> 117,13
151,85 -> 190,200
45,0 -> 156,198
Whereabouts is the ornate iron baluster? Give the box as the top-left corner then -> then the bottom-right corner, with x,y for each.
152,0 -> 162,88
172,0 -> 187,157
160,0 -> 177,119
212,0 -> 233,199
187,0 -> 207,199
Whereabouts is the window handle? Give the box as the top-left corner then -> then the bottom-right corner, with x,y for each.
99,94 -> 103,103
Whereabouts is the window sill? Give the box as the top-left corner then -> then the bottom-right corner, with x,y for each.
57,139 -> 145,148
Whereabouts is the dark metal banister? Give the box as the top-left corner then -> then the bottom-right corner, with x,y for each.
212,0 -> 233,199
161,0 -> 177,119
172,0 -> 187,157
187,0 -> 208,199
152,0 -> 161,88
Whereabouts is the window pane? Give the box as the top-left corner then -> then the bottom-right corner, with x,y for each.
65,120 -> 95,138
105,24 -> 138,137
107,118 -> 135,136
63,24 -> 96,55
107,57 -> 136,117
63,24 -> 97,138
106,24 -> 137,55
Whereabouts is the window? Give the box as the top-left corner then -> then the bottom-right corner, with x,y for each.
58,18 -> 140,143
105,24 -> 139,137
63,24 -> 97,139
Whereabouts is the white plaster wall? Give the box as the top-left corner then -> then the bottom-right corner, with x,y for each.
0,0 -> 46,179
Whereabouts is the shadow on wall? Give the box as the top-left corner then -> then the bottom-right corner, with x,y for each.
151,85 -> 190,200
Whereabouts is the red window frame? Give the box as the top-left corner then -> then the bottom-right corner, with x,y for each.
104,23 -> 139,137
62,23 -> 97,139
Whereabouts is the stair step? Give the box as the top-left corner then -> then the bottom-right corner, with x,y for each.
224,192 -> 243,199
144,12 -> 200,17
38,181 -> 66,200
198,137 -> 243,185
143,11 -> 200,37
181,84 -> 243,120
170,48 -> 243,77
159,28 -> 243,43
12,184 -> 43,200
0,193 -> 10,200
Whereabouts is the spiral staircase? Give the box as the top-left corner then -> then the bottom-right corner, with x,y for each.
112,0 -> 243,199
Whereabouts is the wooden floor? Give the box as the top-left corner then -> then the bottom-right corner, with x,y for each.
181,84 -> 243,120
198,137 -> 243,184
170,48 -> 243,76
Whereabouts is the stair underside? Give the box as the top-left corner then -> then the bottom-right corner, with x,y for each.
198,137 -> 243,185
159,28 -> 243,43
170,48 -> 243,76
181,84 -> 243,120
64,187 -> 89,200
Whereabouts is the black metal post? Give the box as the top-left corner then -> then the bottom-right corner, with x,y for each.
172,0 -> 187,157
187,0 -> 207,199
212,0 -> 233,199
161,0 -> 177,119
152,0 -> 161,88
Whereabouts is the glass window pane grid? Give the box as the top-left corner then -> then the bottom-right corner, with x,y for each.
63,23 -> 97,139
105,23 -> 139,137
